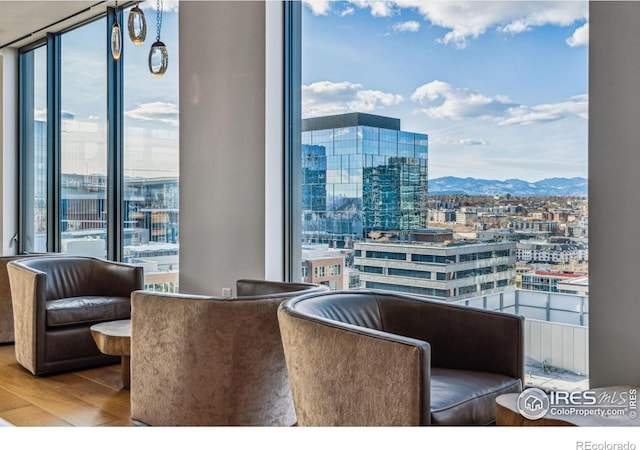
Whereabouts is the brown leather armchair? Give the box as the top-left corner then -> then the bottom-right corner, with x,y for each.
278,290 -> 525,426
7,256 -> 144,375
129,279 -> 328,426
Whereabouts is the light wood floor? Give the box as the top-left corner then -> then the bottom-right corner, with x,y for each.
0,343 -> 139,426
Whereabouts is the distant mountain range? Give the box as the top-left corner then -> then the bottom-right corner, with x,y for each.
428,177 -> 587,196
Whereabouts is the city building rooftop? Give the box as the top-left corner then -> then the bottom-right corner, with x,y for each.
302,112 -> 401,132
532,271 -> 585,278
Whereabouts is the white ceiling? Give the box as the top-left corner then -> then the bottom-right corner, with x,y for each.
0,1 -> 116,50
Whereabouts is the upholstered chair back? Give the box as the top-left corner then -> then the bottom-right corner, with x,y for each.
17,256 -> 144,300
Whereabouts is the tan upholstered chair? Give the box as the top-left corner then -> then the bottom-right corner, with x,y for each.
0,255 -> 59,344
130,279 -> 328,426
8,256 -> 144,375
278,290 -> 525,426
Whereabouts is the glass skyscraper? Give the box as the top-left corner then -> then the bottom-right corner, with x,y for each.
302,113 -> 428,247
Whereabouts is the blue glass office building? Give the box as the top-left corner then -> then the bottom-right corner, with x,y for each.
302,113 -> 429,247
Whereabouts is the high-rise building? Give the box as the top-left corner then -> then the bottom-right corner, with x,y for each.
354,233 -> 516,302
302,113 -> 428,247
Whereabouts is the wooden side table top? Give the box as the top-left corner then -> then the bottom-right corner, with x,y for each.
90,319 -> 131,356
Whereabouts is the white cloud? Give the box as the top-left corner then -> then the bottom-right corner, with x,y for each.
434,137 -> 490,146
392,20 -> 420,33
35,108 -> 47,122
125,102 -> 179,126
340,6 -> 355,17
304,0 -> 397,17
500,95 -> 588,125
303,81 -> 403,117
351,0 -> 397,17
567,22 -> 589,47
411,80 -> 517,120
422,1 -> 588,49
302,0 -> 333,16
412,81 -> 587,126
304,1 -> 588,49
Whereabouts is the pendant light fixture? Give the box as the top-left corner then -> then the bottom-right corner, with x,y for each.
110,0 -> 122,60
148,0 -> 168,76
127,2 -> 146,45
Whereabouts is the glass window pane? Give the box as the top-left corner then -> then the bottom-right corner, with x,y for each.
60,19 -> 108,258
22,46 -> 48,252
123,5 -> 180,292
297,2 -> 589,390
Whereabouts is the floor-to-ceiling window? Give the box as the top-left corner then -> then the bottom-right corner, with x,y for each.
122,4 -> 179,292
292,0 -> 589,390
19,3 -> 179,291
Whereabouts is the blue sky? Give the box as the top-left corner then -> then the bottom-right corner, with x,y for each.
302,0 -> 589,181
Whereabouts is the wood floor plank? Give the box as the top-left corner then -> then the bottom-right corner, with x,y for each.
97,417 -> 142,426
0,344 -> 137,426
75,363 -> 123,390
0,386 -> 30,412
0,405 -> 72,426
38,371 -> 131,420
0,344 -> 16,365
0,362 -> 119,426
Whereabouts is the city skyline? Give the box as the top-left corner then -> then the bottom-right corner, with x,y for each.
302,1 -> 589,182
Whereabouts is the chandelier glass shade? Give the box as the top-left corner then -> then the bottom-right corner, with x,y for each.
127,4 -> 146,45
149,40 -> 168,76
148,0 -> 168,76
110,6 -> 122,59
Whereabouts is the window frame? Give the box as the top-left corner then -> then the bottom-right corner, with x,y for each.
283,0 -> 302,281
18,6 -> 147,262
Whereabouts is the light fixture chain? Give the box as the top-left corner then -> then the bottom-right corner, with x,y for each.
156,0 -> 163,42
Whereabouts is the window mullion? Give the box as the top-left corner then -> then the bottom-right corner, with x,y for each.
46,32 -> 61,253
284,1 -> 302,281
107,7 -> 124,262
18,51 -> 34,255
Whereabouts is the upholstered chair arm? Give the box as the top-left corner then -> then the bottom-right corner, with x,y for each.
7,261 -> 48,374
278,304 -> 432,426
90,260 -> 144,296
378,294 -> 524,380
0,256 -> 32,343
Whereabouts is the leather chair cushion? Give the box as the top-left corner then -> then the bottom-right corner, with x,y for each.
46,296 -> 131,327
430,367 -> 522,426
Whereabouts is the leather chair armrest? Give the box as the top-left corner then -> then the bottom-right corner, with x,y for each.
278,305 -> 432,426
378,294 -> 524,380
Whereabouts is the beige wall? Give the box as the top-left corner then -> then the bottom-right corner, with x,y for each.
589,1 -> 640,387
178,1 -> 268,295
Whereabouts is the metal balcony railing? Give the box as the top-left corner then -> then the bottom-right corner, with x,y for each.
452,289 -> 589,378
